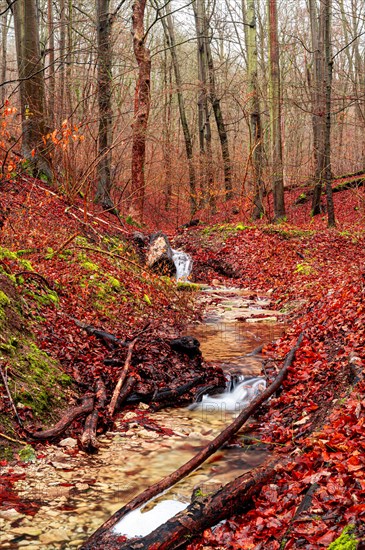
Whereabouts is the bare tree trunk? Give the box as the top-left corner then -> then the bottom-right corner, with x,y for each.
323,0 -> 335,227
11,0 -> 51,177
95,0 -> 114,210
244,0 -> 264,219
155,0 -> 197,215
204,15 -> 233,202
59,0 -> 66,121
267,0 -> 285,221
162,42 -> 173,211
193,0 -> 213,209
309,0 -> 334,224
66,0 -> 73,118
1,1 -> 10,107
131,0 -> 151,220
47,0 -> 55,126
309,0 -> 325,216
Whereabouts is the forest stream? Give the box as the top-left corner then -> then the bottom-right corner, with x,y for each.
1,286 -> 286,549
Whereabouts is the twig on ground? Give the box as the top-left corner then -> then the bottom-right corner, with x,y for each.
0,363 -> 23,427
108,339 -> 138,417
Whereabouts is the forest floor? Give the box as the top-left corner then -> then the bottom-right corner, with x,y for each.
1,176 -> 365,549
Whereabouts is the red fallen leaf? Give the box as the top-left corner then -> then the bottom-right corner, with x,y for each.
347,456 -> 364,471
315,531 -> 337,545
345,503 -> 365,516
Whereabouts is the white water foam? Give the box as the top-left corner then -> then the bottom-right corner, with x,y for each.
113,499 -> 189,538
189,376 -> 266,412
171,249 -> 193,281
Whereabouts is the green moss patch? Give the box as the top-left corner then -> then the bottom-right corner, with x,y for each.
0,275 -> 73,446
328,525 -> 358,549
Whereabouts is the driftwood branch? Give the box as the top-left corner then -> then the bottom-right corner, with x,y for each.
108,339 -> 137,416
80,378 -> 107,452
28,394 -> 94,441
81,332 -> 304,548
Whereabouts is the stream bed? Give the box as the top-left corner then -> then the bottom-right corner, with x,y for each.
0,286 -> 285,549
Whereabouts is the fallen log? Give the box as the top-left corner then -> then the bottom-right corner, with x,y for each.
150,375 -> 206,409
81,332 -> 304,549
113,458 -> 281,550
72,318 -> 127,349
80,378 -> 107,453
116,376 -> 136,411
28,393 -> 94,441
124,376 -> 220,407
294,173 -> 365,205
108,338 -> 137,416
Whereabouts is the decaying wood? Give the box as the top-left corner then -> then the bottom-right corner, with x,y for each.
125,375 -> 216,406
80,378 -> 107,452
150,375 -> 206,408
29,394 -> 94,440
116,376 -> 136,411
81,333 -> 304,548
72,318 -> 127,349
108,338 -> 137,416
114,458 -> 281,550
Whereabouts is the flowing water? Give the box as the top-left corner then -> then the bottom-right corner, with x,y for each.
171,249 -> 193,281
1,285 -> 286,548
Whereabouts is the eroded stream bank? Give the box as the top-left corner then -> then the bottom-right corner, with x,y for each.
0,286 -> 286,549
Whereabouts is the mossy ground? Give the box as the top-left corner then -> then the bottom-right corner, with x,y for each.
0,273 -> 73,456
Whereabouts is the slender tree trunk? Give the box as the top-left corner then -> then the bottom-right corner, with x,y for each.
310,0 -> 334,223
66,0 -> 73,117
158,0 -> 197,215
204,17 -> 233,202
244,0 -> 264,219
131,0 -> 151,220
1,1 -> 9,107
11,0 -> 51,177
309,0 -> 325,216
193,0 -> 213,208
267,0 -> 285,221
59,0 -> 66,121
162,43 -> 173,211
95,0 -> 114,209
323,0 -> 335,227
47,0 -> 55,126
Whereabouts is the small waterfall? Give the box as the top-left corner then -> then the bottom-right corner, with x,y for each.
172,249 -> 193,281
189,376 -> 266,412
